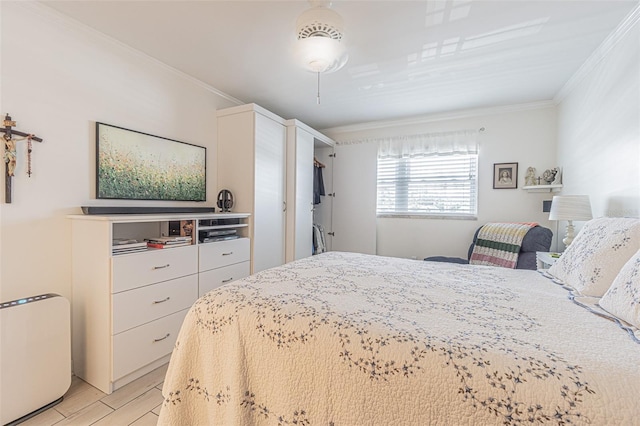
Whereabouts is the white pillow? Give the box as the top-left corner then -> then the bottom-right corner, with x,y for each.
599,248 -> 640,328
547,217 -> 640,296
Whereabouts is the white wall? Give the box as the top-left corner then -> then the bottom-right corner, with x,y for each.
322,6 -> 639,260
557,11 -> 640,223
0,3 -> 239,301
3,3 -> 635,302
324,104 -> 558,260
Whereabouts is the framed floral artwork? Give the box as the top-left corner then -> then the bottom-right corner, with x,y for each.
493,162 -> 518,189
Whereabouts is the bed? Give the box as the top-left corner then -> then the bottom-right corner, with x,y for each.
158,218 -> 640,425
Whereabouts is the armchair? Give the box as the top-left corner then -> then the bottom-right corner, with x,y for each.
424,224 -> 552,270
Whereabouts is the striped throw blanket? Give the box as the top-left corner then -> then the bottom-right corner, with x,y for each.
469,222 -> 537,268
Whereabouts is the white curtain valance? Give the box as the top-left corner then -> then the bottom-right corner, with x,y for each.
377,129 -> 479,158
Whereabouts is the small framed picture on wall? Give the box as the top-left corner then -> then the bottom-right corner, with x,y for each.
493,162 -> 518,189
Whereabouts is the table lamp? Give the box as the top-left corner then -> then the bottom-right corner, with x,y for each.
548,195 -> 593,246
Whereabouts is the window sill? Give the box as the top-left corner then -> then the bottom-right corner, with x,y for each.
377,214 -> 477,220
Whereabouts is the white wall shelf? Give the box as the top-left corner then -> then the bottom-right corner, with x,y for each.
522,184 -> 563,192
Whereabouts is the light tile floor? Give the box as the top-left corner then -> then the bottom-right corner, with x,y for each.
19,364 -> 167,426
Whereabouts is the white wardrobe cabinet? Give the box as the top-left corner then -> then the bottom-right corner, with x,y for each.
217,104 -> 287,273
285,123 -> 314,261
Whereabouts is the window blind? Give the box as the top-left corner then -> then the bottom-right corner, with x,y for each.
377,153 -> 478,217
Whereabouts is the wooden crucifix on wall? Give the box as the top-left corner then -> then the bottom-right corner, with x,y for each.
1,113 -> 44,203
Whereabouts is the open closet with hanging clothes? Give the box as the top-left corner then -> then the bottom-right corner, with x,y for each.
312,155 -> 328,255
285,119 -> 335,262
313,156 -> 325,205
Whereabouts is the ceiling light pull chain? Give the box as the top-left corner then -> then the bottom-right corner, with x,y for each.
317,71 -> 321,105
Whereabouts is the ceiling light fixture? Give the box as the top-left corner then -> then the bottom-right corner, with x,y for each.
296,0 -> 348,104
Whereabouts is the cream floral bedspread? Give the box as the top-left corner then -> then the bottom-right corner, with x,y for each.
158,252 -> 640,425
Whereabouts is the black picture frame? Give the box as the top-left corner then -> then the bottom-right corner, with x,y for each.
96,122 -> 206,201
493,162 -> 518,189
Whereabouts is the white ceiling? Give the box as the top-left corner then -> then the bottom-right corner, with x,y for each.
42,0 -> 638,130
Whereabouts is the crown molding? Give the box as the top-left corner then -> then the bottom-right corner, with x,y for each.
554,3 -> 640,103
17,2 -> 244,106
322,100 -> 556,135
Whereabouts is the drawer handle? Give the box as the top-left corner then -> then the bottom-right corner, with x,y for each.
222,252 -> 233,256
222,277 -> 233,283
152,264 -> 170,270
153,333 -> 170,343
153,297 -> 171,304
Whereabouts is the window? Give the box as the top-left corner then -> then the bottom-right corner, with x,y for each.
377,153 -> 478,218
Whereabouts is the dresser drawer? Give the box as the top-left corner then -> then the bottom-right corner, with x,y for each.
198,261 -> 250,297
198,238 -> 250,272
112,245 -> 198,293
112,308 -> 188,380
112,274 -> 198,334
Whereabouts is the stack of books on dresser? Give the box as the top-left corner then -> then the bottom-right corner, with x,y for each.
145,236 -> 193,249
112,239 -> 148,255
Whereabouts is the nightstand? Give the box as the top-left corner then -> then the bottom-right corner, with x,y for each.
536,251 -> 561,270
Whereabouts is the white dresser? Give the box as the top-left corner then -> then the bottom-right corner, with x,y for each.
198,238 -> 250,297
69,213 -> 250,394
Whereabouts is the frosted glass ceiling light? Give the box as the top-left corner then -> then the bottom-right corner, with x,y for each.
296,1 -> 348,103
297,36 -> 347,74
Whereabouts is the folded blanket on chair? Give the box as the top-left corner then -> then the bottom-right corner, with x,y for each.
469,222 -> 537,268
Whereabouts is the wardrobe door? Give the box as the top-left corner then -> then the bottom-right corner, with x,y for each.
331,142 -> 377,254
253,112 -> 287,273
293,128 -> 314,260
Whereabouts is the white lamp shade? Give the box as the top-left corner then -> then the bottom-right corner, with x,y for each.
548,195 -> 593,221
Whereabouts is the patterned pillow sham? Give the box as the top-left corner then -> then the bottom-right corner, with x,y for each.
599,248 -> 640,328
547,217 -> 640,297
